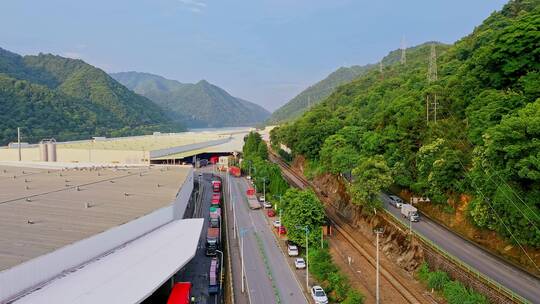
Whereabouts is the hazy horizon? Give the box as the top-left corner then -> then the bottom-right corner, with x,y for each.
1,0 -> 507,111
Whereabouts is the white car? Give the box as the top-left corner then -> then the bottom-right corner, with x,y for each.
311,286 -> 328,304
263,201 -> 272,208
246,175 -> 252,180
294,258 -> 306,269
388,195 -> 403,208
287,244 -> 299,256
258,195 -> 266,202
273,220 -> 281,228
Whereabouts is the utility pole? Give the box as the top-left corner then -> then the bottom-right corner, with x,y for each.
17,127 -> 21,162
374,227 -> 385,304
400,36 -> 407,65
305,227 -> 309,290
427,43 -> 439,124
216,250 -> 224,293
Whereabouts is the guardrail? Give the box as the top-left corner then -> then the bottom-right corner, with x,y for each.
382,210 -> 530,304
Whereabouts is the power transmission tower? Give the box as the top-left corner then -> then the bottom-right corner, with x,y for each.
379,61 -> 383,73
400,37 -> 406,65
426,43 -> 439,124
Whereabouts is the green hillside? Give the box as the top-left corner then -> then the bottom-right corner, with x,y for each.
268,42 -> 441,125
111,72 -> 271,128
268,65 -> 374,124
0,48 -> 183,145
272,0 -> 540,248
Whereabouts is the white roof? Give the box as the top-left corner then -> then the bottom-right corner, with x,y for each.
13,218 -> 203,304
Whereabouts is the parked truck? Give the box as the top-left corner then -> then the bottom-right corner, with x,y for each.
246,188 -> 261,210
209,209 -> 221,228
206,227 -> 221,256
229,166 -> 241,177
401,204 -> 420,222
212,180 -> 222,192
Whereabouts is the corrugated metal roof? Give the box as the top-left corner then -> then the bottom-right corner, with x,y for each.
13,218 -> 203,304
0,165 -> 189,271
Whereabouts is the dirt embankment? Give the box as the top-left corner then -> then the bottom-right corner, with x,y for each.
292,156 -> 425,274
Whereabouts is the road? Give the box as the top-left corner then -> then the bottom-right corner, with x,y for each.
227,174 -> 308,304
176,172 -> 222,304
381,193 -> 540,303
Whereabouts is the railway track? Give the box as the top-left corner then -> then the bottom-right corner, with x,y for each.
269,152 -> 427,304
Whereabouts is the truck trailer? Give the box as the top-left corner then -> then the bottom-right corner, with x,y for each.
246,188 -> 261,210
401,204 -> 420,222
206,227 -> 221,256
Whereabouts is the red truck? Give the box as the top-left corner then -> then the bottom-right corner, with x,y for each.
167,282 -> 192,304
212,180 -> 222,192
229,166 -> 241,177
246,188 -> 261,210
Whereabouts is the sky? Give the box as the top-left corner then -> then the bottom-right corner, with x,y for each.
0,0 -> 508,112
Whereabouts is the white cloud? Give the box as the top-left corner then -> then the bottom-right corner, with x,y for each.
178,0 -> 207,12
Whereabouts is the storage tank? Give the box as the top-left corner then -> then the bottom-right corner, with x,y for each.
46,140 -> 57,162
39,142 -> 48,162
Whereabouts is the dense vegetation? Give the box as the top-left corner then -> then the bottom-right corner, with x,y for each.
271,1 -> 540,247
417,263 -> 488,304
111,72 -> 270,128
0,48 -> 182,145
268,43 -> 437,125
268,65 -> 374,124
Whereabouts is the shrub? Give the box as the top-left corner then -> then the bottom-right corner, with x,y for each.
427,270 -> 450,290
342,289 -> 365,304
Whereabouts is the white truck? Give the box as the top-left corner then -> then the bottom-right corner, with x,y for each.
401,204 -> 420,222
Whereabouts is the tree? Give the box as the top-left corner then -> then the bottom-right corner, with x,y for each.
319,134 -> 359,175
348,156 -> 393,212
281,189 -> 325,246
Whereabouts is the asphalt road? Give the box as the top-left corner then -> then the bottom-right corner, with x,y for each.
229,175 -> 308,304
381,193 -> 540,303
176,172 -> 221,304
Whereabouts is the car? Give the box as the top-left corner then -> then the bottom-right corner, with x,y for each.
294,258 -> 306,269
263,201 -> 272,208
278,226 -> 287,235
258,195 -> 266,202
287,244 -> 299,256
267,209 -> 276,217
388,195 -> 403,208
273,220 -> 281,228
246,175 -> 252,180
311,286 -> 329,304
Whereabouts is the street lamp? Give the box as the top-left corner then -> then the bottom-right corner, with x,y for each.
296,225 -> 310,289
373,227 -> 385,304
215,250 -> 224,293
239,227 -> 250,293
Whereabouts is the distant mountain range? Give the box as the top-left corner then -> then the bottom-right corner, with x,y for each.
0,48 -> 182,145
268,42 -> 439,124
111,72 -> 271,128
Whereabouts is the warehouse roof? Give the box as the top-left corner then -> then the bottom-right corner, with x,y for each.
59,132 -> 228,151
0,165 -> 190,271
13,218 -> 204,304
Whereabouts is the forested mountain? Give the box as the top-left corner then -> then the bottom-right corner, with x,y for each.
267,43 -> 439,125
268,65 -> 374,124
111,72 -> 271,128
272,0 -> 540,250
0,48 -> 182,145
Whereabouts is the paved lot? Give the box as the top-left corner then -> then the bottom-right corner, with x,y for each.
382,193 -> 540,303
177,172 -> 222,304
